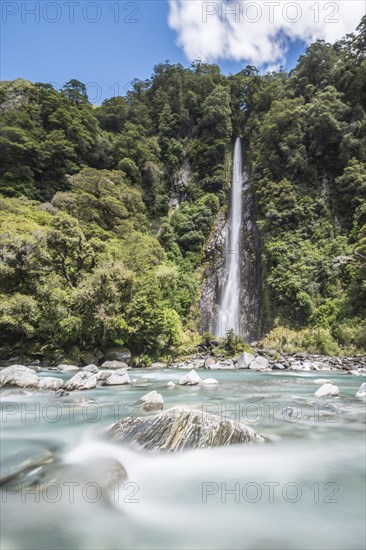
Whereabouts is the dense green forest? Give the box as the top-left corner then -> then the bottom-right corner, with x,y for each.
1,17 -> 365,361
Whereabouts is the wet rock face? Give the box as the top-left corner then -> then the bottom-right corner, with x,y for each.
110,406 -> 264,452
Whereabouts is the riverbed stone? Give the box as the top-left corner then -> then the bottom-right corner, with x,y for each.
110,406 -> 264,452
37,376 -> 64,391
201,378 -> 219,385
136,390 -> 164,412
0,365 -> 39,388
356,383 -> 366,398
178,369 -> 202,385
315,383 -> 339,398
203,357 -> 217,369
236,351 -> 255,369
64,371 -> 97,391
101,360 -> 130,370
150,362 -> 167,369
249,356 -> 269,371
82,364 -> 99,374
104,371 -> 131,386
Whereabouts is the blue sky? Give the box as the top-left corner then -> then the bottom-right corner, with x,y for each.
1,1 -> 364,103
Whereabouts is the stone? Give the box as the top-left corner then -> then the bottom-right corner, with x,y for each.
314,379 -> 330,384
101,360 -> 130,370
0,365 -> 39,388
272,363 -> 286,370
201,378 -> 219,385
356,383 -> 366,398
37,377 -> 64,391
236,352 -> 255,369
249,356 -> 269,371
110,406 -> 264,452
178,369 -> 202,386
64,372 -> 97,391
1,448 -> 53,484
103,347 -> 131,364
136,390 -> 164,412
203,357 -> 217,369
167,381 -> 176,388
315,383 -> 339,398
95,369 -> 113,382
104,371 -> 131,386
150,362 -> 167,369
57,364 -> 79,372
82,364 -> 99,374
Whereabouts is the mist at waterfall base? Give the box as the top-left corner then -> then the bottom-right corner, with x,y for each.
1,368 -> 366,549
217,137 -> 243,338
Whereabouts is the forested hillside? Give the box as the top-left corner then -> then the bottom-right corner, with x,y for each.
1,17 -> 365,361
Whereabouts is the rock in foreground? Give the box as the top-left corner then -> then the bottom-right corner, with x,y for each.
0,365 -> 39,388
110,406 -> 264,452
315,383 -> 339,398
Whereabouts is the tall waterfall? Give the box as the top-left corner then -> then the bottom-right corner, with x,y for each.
217,137 -> 244,337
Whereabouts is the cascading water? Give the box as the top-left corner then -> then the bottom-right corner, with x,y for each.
217,137 -> 244,337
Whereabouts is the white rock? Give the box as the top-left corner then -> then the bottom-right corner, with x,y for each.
150,362 -> 167,369
101,360 -> 130,370
95,370 -> 113,382
64,372 -> 97,391
104,372 -> 131,386
315,383 -> 339,398
201,378 -> 219,385
0,365 -> 39,388
57,364 -> 79,372
136,390 -> 164,411
314,379 -> 330,384
349,369 -> 365,376
204,357 -> 217,369
249,356 -> 269,371
82,364 -> 99,373
356,383 -> 366,398
178,369 -> 202,386
236,352 -> 255,369
167,381 -> 176,388
37,377 -> 64,391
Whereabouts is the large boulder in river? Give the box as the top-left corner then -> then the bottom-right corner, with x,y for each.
110,406 -> 264,452
64,372 -> 97,391
315,383 -> 339,398
0,365 -> 39,388
179,369 -> 202,386
136,390 -> 164,412
104,369 -> 131,386
236,352 -> 255,369
82,364 -> 99,374
38,376 -> 64,391
249,356 -> 269,371
101,360 -> 130,370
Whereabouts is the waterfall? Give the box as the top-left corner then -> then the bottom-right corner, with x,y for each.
216,137 -> 243,337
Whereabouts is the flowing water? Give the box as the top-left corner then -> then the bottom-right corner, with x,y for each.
1,368 -> 365,549
217,137 -> 244,337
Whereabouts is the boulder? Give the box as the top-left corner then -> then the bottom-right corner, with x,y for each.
201,378 -> 219,385
103,347 -> 131,364
104,371 -> 131,386
178,369 -> 202,386
315,383 -> 339,398
37,377 -> 64,391
95,369 -> 113,382
101,360 -> 130,370
249,356 -> 269,371
57,364 -> 79,372
203,357 -> 216,369
314,379 -> 330,385
136,390 -> 164,412
0,365 -> 39,388
82,364 -> 99,374
110,406 -> 264,452
167,381 -> 176,388
64,372 -> 97,391
356,383 -> 366,398
54,389 -> 69,398
236,352 -> 255,369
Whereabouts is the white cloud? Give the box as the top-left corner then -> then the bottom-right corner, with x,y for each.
168,1 -> 365,67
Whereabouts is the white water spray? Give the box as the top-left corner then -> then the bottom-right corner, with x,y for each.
217,137 -> 243,337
